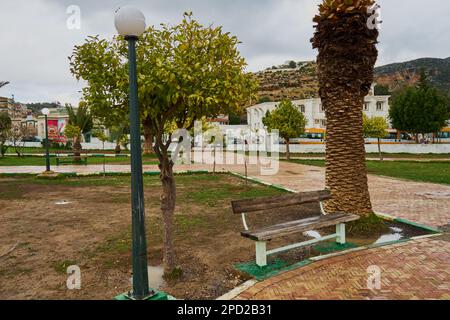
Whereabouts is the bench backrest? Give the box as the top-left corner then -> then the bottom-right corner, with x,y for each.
231,190 -> 331,214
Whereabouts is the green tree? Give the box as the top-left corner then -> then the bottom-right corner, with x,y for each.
263,100 -> 307,160
258,96 -> 271,103
363,114 -> 388,161
374,84 -> 390,96
229,112 -> 243,125
64,124 -> 82,145
66,102 -> 93,161
70,13 -> 257,273
0,112 -> 12,157
389,75 -> 449,143
108,123 -> 129,154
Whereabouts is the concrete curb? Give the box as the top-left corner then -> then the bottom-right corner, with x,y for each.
375,212 -> 442,233
216,280 -> 258,300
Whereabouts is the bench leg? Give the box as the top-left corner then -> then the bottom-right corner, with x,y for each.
336,223 -> 346,245
255,241 -> 267,267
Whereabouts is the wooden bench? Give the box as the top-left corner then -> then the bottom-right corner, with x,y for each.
231,190 -> 360,267
56,153 -> 88,166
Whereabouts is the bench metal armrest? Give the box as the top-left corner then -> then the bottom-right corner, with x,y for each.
241,213 -> 249,231
319,201 -> 327,215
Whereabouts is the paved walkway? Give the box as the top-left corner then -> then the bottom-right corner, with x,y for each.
289,157 -> 450,162
235,237 -> 450,300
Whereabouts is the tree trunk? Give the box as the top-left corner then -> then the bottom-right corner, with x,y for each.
213,147 -> 216,174
73,136 -> 82,163
143,117 -> 154,155
115,144 -> 121,154
377,138 -> 383,161
323,98 -> 373,216
0,142 -> 6,157
159,154 -> 176,273
312,6 -> 378,217
286,139 -> 291,161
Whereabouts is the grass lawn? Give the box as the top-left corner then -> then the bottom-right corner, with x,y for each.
290,159 -> 450,185
0,173 -> 296,300
0,154 -> 158,166
281,152 -> 450,159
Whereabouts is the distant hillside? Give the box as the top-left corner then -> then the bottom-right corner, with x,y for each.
374,57 -> 450,93
254,61 -> 319,101
254,57 -> 450,102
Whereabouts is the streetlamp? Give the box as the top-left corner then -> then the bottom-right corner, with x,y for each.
41,108 -> 52,173
115,6 -> 151,300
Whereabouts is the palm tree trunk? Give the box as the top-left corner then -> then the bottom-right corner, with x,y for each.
73,136 -> 82,163
324,98 -> 372,215
312,3 -> 379,217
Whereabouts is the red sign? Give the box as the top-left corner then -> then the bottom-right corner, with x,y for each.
47,119 -> 67,143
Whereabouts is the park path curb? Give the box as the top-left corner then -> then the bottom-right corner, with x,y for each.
216,280 -> 258,300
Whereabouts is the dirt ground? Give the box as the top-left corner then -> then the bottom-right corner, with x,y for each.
0,174 -> 325,300
0,174 -> 430,300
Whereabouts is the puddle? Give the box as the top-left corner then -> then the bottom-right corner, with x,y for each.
304,226 -> 411,246
129,266 -> 166,290
374,226 -> 406,244
374,233 -> 403,244
303,230 -> 322,239
55,201 -> 71,205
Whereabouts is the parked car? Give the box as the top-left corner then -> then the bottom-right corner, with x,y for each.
22,136 -> 42,142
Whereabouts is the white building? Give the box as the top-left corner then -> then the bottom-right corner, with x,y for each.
247,85 -> 391,136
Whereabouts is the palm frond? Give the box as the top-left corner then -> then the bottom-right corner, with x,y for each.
0,81 -> 10,88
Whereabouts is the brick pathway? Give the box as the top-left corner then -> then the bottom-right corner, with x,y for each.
235,237 -> 450,300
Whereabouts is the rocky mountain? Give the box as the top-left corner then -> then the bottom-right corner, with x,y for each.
254,61 -> 319,101
374,57 -> 450,93
254,57 -> 450,101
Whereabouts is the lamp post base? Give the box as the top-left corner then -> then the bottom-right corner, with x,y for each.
37,171 -> 61,179
114,290 -> 171,301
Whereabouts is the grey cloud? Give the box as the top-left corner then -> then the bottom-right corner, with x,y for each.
1,0 -> 449,105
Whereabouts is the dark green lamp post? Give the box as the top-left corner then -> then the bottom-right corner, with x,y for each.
41,108 -> 51,173
115,6 -> 151,300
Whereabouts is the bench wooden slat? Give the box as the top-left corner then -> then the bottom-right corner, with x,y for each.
231,190 -> 331,214
241,212 -> 360,241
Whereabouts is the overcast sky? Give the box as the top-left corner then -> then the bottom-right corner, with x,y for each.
1,0 -> 449,105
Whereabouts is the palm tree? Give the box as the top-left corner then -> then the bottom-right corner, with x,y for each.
311,0 -> 379,216
0,81 -> 10,88
66,102 -> 93,161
